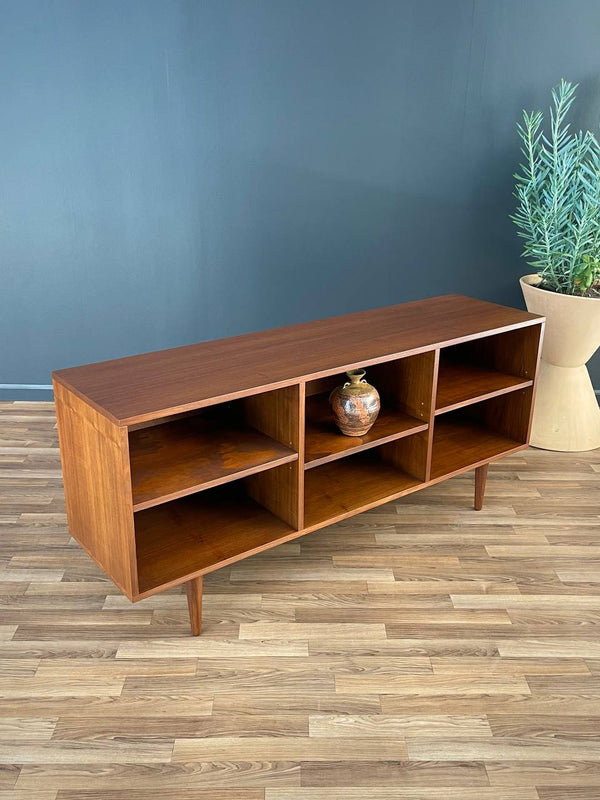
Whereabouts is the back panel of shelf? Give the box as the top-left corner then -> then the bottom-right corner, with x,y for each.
128,384 -> 302,513
134,467 -> 298,595
130,383 -> 304,595
431,386 -> 534,479
304,432 -> 428,529
304,350 -> 436,470
436,325 -> 541,413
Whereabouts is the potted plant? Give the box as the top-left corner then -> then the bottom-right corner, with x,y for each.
512,79 -> 600,451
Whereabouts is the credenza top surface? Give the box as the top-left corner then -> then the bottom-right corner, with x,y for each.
53,294 -> 543,426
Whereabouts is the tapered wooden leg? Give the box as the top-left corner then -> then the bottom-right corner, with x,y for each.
474,464 -> 489,511
186,576 -> 203,636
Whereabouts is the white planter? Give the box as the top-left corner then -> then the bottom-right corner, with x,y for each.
520,274 -> 600,451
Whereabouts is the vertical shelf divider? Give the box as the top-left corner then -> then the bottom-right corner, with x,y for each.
297,381 -> 306,531
368,349 -> 439,482
425,349 -> 441,481
243,384 -> 303,530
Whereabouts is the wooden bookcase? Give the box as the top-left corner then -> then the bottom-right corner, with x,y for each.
53,295 -> 544,635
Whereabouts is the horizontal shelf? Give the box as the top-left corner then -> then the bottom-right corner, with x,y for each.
135,484 -> 295,593
435,360 -> 532,414
304,450 -> 422,529
129,415 -> 297,511
304,392 -> 427,469
431,415 -> 522,479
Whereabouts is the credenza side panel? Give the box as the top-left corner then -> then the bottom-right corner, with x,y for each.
53,380 -> 138,599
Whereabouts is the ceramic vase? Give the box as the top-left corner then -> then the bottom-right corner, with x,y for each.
329,369 -> 380,436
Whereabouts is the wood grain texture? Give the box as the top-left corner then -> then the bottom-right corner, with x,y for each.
134,484 -> 295,594
242,384 -> 302,452
474,387 -> 535,444
304,392 -> 427,469
53,295 -> 542,425
453,323 -> 543,382
3,401 -> 600,796
245,461 -> 302,532
367,350 -> 438,422
52,382 -> 137,599
303,449 -> 421,529
186,577 -> 203,636
436,360 -> 533,414
129,413 -> 297,511
431,414 -> 524,480
475,463 -> 489,511
53,298 -> 543,634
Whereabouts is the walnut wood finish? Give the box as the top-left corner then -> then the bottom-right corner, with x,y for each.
369,350 -> 437,422
474,463 -> 489,511
243,385 -> 304,530
3,401 -> 600,798
134,484 -> 295,594
304,448 -> 422,529
450,322 -> 543,380
475,387 -> 536,443
53,295 -> 542,426
242,385 -> 302,451
430,415 -> 523,480
436,361 -> 533,414
185,576 -> 202,636
305,392 -> 427,469
52,296 -> 544,635
52,381 -> 137,599
129,413 -> 297,512
245,461 -> 302,531
381,429 -> 430,484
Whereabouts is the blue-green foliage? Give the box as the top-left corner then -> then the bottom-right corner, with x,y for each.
512,80 -> 600,294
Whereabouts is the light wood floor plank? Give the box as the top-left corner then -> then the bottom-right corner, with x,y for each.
308,713 -> 492,738
406,736 -> 600,760
498,640 -> 600,658
55,792 -> 263,800
486,760 -> 600,786
336,674 -> 531,695
14,762 -> 300,790
266,791 -> 539,800
172,736 -> 409,761
299,759 -> 489,786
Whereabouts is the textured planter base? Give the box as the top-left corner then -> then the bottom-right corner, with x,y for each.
520,274 -> 600,452
530,360 -> 600,451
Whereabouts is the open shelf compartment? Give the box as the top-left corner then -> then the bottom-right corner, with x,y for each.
129,385 -> 300,511
435,326 -> 540,414
134,460 -> 300,594
304,431 -> 428,529
304,351 -> 435,469
431,387 -> 533,479
134,479 -> 296,594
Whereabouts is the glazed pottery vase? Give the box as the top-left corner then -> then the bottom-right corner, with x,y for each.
520,274 -> 600,451
329,369 -> 380,437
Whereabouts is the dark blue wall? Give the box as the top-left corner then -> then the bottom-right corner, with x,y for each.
2,0 -> 599,394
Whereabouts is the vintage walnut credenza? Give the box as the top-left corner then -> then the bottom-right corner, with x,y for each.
53,295 -> 544,635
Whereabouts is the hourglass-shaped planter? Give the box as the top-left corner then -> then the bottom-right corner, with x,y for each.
521,274 -> 600,451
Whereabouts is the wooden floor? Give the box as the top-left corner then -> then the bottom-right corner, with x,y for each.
1,400 -> 599,799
